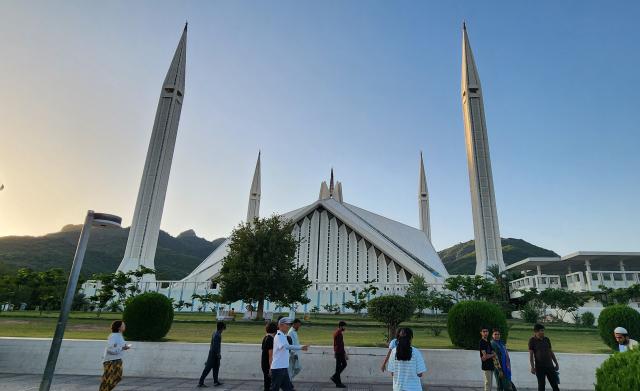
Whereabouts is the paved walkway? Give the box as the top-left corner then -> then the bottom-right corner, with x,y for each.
0,373 -> 576,391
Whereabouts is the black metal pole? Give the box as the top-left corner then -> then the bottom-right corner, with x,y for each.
39,210 -> 94,391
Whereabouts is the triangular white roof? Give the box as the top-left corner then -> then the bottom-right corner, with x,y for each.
182,199 -> 448,283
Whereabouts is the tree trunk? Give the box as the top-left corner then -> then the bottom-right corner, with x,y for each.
388,324 -> 397,343
256,299 -> 264,321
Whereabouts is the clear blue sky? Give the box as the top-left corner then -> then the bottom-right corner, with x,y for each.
0,1 -> 638,256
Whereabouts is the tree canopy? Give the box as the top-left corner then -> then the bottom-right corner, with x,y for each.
215,214 -> 311,319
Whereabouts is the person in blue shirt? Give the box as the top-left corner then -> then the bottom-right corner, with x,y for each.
381,328 -> 404,372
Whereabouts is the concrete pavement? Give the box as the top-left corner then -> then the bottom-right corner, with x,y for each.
0,373 -> 584,391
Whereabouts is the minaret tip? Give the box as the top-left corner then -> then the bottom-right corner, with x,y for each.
463,20 -> 466,30
185,21 -> 188,31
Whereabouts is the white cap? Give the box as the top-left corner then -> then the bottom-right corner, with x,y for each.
278,317 -> 294,325
614,327 -> 628,335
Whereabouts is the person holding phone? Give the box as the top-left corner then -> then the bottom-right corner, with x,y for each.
100,320 -> 130,391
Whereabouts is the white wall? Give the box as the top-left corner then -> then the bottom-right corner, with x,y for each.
0,337 -> 606,389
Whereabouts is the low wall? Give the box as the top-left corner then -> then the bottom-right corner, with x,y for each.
0,338 -> 605,389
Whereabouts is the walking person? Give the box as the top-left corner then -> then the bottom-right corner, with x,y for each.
381,328 -> 403,372
270,317 -> 309,391
198,321 -> 226,387
100,320 -> 130,391
288,319 -> 303,389
479,325 -> 496,391
614,327 -> 638,352
331,321 -> 348,388
491,328 -> 516,391
388,328 -> 426,391
528,324 -> 560,391
261,322 -> 278,391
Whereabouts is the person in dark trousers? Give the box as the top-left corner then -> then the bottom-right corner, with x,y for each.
261,322 -> 278,391
479,325 -> 497,391
198,321 -> 226,387
331,321 -> 348,388
270,318 -> 309,391
528,324 -> 560,391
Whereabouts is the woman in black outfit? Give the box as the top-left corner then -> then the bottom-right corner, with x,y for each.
261,322 -> 278,391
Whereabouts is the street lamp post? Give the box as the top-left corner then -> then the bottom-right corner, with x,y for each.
39,210 -> 122,391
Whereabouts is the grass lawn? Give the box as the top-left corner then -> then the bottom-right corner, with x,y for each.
0,311 -> 613,354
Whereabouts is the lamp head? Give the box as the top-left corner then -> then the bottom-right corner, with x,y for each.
92,213 -> 122,229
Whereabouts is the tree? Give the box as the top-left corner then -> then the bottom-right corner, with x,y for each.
191,292 -> 221,313
590,284 -> 640,307
343,280 -> 378,317
367,295 -> 415,342
323,303 -> 341,314
405,275 -> 430,318
22,268 -> 68,315
214,215 -> 311,320
427,290 -> 455,321
485,265 -> 520,302
539,288 -> 588,328
171,299 -> 193,312
88,266 -> 156,317
444,275 -> 500,302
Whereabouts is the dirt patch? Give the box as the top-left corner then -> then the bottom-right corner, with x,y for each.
67,324 -> 109,331
0,320 -> 36,325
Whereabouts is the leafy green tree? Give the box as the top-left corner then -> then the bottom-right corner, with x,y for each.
485,265 -> 520,302
310,305 -> 320,317
405,275 -> 430,318
590,284 -> 640,307
367,295 -> 415,341
427,290 -> 455,321
444,275 -> 500,302
322,303 -> 341,314
344,280 -> 378,317
88,266 -> 156,317
191,292 -> 221,313
171,299 -> 193,312
215,215 -> 311,320
539,288 -> 588,328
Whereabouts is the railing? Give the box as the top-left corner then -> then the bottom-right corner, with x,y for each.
566,271 -> 587,292
509,275 -> 562,298
586,271 -> 640,290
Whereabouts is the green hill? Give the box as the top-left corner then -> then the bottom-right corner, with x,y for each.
0,226 -> 225,280
438,238 -> 559,275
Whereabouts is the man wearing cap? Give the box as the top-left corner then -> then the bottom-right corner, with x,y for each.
331,321 -> 348,388
270,317 -> 309,391
198,321 -> 226,387
614,327 -> 638,352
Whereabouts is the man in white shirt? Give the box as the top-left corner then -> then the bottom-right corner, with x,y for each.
288,319 -> 303,387
271,317 -> 309,391
614,326 -> 638,352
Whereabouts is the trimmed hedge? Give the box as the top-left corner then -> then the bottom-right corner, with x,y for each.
447,300 -> 508,349
122,292 -> 174,341
581,311 -> 596,327
597,305 -> 640,350
595,348 -> 640,390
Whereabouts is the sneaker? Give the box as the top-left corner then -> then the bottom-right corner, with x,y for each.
197,384 -> 208,388
336,384 -> 347,388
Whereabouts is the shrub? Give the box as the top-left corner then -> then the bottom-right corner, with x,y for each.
122,292 -> 174,341
429,324 -> 444,337
597,305 -> 640,350
595,349 -> 640,390
367,295 -> 415,341
519,301 -> 542,323
447,300 -> 508,349
581,311 -> 595,327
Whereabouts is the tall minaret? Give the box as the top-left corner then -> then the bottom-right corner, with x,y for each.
118,25 -> 187,280
246,152 -> 261,223
418,152 -> 431,242
461,23 -> 505,275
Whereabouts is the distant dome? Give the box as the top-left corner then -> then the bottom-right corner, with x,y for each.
177,229 -> 197,238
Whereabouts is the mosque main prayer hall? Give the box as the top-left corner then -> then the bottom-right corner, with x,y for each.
83,23 -> 563,314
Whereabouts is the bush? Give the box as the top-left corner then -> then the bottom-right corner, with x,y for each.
595,349 -> 640,390
581,311 -> 596,327
122,292 -> 174,341
447,300 -> 508,349
597,305 -> 640,350
367,295 -> 415,342
519,301 -> 542,323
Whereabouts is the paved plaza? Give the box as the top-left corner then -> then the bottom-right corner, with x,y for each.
0,373 -> 586,391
